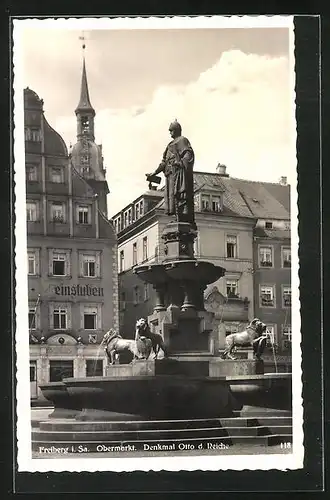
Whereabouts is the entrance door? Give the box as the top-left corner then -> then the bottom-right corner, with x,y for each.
30,362 -> 37,399
49,360 -> 74,382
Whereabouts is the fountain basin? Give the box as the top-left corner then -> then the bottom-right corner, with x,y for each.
134,260 -> 225,287
226,373 -> 292,410
50,374 -> 240,421
38,382 -> 81,419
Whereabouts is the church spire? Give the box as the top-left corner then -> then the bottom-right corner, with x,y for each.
75,55 -> 95,116
75,41 -> 95,141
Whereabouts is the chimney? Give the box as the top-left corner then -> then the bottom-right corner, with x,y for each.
279,176 -> 287,185
216,163 -> 229,177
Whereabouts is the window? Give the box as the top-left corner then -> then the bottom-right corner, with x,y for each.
26,165 -> 37,181
128,208 -> 132,225
226,235 -> 237,258
50,202 -> 65,223
133,242 -> 137,265
119,250 -> 124,272
25,128 -> 42,142
77,205 -> 90,224
265,325 -> 277,345
142,236 -> 148,261
139,200 -> 144,217
265,221 -> 273,229
282,286 -> 291,308
260,285 -> 275,307
28,304 -> 39,330
27,251 -> 36,275
282,247 -> 291,268
81,116 -> 90,133
30,364 -> 36,382
212,196 -> 221,212
144,283 -> 149,301
201,195 -> 210,211
49,360 -> 73,382
133,286 -> 140,305
282,325 -> 292,349
194,194 -> 200,212
80,253 -> 100,278
259,246 -> 273,267
26,201 -> 38,222
53,306 -> 68,330
51,251 -> 68,276
51,166 -> 64,183
83,306 -> 98,330
86,359 -> 103,377
226,279 -> 239,298
80,154 -> 89,164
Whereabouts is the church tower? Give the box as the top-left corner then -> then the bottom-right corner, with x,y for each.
70,47 -> 109,216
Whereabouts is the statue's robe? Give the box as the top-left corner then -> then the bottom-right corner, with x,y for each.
154,135 -> 195,225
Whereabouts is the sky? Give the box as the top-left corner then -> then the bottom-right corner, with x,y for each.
16,19 -> 296,217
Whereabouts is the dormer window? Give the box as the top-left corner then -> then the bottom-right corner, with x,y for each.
212,196 -> 222,212
265,221 -> 273,229
197,192 -> 223,213
201,195 -> 210,211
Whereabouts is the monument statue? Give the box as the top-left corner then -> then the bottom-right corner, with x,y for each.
146,120 -> 195,227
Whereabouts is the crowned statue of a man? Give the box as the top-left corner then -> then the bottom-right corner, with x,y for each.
146,120 -> 195,228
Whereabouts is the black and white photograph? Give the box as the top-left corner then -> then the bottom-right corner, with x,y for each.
13,16 -> 303,472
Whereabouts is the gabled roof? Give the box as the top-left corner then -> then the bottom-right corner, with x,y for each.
152,172 -> 290,220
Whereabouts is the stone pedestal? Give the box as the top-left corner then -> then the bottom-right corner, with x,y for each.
161,221 -> 197,261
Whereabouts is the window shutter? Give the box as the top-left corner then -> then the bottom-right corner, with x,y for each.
67,304 -> 72,329
98,305 -> 102,329
96,252 -> 100,277
49,304 -> 54,329
49,250 -> 53,275
80,305 -> 84,329
79,253 -> 84,277
65,251 -> 70,276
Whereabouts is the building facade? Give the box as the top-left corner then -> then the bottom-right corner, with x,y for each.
26,57 -> 118,401
112,165 -> 291,366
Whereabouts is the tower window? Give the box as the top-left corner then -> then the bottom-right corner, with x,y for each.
81,116 -> 90,133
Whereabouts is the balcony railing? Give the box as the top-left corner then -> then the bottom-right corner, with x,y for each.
260,260 -> 273,267
261,297 -> 274,307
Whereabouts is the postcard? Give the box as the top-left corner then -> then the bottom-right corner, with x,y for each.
14,15 -> 303,472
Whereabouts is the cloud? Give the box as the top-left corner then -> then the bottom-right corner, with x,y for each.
54,50 -> 295,217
